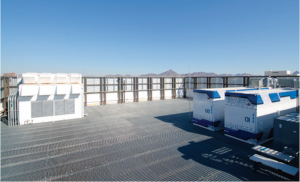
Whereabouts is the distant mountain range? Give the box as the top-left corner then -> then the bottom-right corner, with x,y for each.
140,69 -> 254,77
104,69 -> 299,77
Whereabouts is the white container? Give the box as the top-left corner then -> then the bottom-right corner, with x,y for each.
18,73 -> 84,125
193,87 -> 255,131
224,88 -> 298,145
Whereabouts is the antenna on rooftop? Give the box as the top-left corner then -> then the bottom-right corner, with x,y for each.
189,65 -> 191,123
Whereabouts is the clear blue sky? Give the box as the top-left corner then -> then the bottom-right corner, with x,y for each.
1,0 -> 299,76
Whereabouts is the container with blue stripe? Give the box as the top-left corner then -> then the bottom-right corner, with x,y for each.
192,87 -> 266,131
224,88 -> 298,145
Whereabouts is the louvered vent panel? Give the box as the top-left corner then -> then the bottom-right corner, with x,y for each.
31,101 -> 43,118
65,99 -> 75,114
55,100 -> 65,115
43,101 -> 53,116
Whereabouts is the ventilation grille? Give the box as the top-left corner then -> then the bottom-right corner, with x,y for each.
31,99 -> 75,118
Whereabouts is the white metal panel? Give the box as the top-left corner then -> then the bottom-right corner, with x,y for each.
39,85 -> 55,95
176,78 -> 184,83
39,74 -> 53,84
94,86 -> 101,92
153,84 -> 160,90
87,78 -> 94,84
94,78 -> 100,84
56,73 -> 68,84
125,85 -> 133,91
165,84 -> 172,89
152,78 -> 160,83
87,86 -> 94,92
125,78 -> 133,84
165,90 -> 172,97
139,91 -> 148,100
22,74 -> 37,84
152,91 -> 160,99
87,94 -> 100,102
106,93 -> 118,101
106,78 -> 117,84
165,78 -> 172,83
70,74 -> 81,84
107,85 -> 114,91
20,85 -> 38,96
57,85 -> 71,95
139,84 -> 148,90
72,84 -> 82,94
125,92 -> 134,101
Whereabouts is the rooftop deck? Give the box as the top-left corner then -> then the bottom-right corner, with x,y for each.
1,99 -> 295,181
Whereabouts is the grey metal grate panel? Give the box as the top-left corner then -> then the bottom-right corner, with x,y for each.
65,99 -> 75,114
31,101 -> 43,118
43,100 -> 53,116
87,86 -> 94,92
55,100 -> 65,115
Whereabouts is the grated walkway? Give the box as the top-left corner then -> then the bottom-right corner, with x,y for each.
1,99 -> 294,181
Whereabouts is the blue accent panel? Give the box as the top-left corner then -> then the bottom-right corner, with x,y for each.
193,118 -> 221,127
225,92 -> 264,105
193,90 -> 221,98
226,90 -> 236,92
261,87 -> 270,90
279,90 -> 298,99
269,93 -> 280,102
224,127 -> 263,140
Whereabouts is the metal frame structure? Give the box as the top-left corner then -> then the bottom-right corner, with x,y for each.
1,75 -> 298,109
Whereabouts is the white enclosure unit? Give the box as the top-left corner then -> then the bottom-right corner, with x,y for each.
18,73 -> 84,125
193,87 -> 255,131
224,88 -> 298,145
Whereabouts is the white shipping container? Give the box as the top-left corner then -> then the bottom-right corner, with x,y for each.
224,88 -> 298,145
193,87 -> 261,131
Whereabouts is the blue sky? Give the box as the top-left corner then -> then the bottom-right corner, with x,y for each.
1,0 -> 299,76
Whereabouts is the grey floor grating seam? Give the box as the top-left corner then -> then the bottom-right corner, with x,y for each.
1,99 -> 296,181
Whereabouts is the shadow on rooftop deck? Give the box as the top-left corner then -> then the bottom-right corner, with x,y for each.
155,112 -> 294,181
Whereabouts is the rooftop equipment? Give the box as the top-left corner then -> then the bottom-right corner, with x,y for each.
17,73 -> 84,125
193,87 -> 269,131
224,88 -> 298,145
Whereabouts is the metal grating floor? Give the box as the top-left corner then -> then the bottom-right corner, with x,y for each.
1,99 -> 296,181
